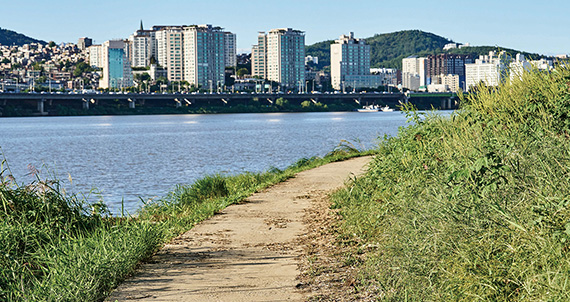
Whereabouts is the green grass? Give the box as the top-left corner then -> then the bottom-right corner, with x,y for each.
330,65 -> 570,300
0,142 -> 374,301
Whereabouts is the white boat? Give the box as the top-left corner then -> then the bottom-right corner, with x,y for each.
380,105 -> 394,112
356,104 -> 380,112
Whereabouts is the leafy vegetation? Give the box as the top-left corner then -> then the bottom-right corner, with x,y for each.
0,27 -> 46,46
0,146 -> 373,301
331,65 -> 570,300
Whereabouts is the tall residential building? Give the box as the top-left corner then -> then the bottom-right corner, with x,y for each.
253,28 -> 305,89
183,25 -> 226,88
223,32 -> 237,67
465,51 -> 511,91
128,23 -> 156,68
154,26 -> 184,81
426,54 -> 473,89
402,56 -> 426,91
87,44 -> 103,68
99,40 -> 134,89
252,32 -> 268,78
128,24 -> 236,85
330,32 -> 381,90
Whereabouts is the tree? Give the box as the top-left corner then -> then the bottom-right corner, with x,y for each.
275,97 -> 289,108
32,62 -> 43,71
237,68 -> 249,78
48,41 -> 56,48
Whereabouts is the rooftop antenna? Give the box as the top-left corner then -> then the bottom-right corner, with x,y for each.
140,20 -> 144,31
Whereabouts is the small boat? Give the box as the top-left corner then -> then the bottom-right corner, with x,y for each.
380,105 -> 394,112
357,104 -> 380,112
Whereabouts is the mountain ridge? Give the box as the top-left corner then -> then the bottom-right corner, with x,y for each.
306,30 -> 550,69
0,27 -> 46,46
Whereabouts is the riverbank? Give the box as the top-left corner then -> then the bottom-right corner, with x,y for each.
307,66 -> 570,300
0,99 -> 363,117
0,144 -> 373,301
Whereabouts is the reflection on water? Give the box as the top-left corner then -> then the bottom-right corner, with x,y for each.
0,111 -> 448,213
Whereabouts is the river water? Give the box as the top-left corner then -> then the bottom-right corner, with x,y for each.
0,111 -> 417,213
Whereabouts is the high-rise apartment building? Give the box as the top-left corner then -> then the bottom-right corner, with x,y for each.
87,44 -> 103,68
402,56 -> 426,91
129,24 -> 157,68
183,25 -> 226,89
252,32 -> 268,78
426,54 -> 473,90
127,24 -> 235,85
223,32 -> 237,68
253,28 -> 305,89
99,40 -> 134,89
330,32 -> 381,90
154,26 -> 184,82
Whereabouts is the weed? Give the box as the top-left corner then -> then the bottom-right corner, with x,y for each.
330,65 -> 570,300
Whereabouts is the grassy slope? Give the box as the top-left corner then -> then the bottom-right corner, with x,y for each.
0,143 -> 373,301
332,66 -> 570,300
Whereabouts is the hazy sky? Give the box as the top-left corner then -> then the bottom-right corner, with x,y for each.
1,0 -> 568,55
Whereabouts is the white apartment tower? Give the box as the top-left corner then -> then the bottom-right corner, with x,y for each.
155,26 -> 184,82
253,28 -> 305,88
87,44 -> 103,68
402,56 -> 427,91
331,32 -> 380,90
252,32 -> 268,78
129,28 -> 156,68
183,25 -> 226,89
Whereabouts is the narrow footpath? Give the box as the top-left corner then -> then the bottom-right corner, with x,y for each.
106,156 -> 372,302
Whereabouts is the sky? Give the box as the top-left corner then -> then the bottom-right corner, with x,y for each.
1,0 -> 569,55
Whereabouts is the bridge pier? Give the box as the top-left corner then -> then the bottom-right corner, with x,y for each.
37,98 -> 45,114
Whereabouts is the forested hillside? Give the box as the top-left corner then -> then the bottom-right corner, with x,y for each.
0,27 -> 46,46
306,30 -> 549,69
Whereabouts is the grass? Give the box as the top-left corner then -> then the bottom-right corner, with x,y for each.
0,142 -> 375,301
330,65 -> 570,300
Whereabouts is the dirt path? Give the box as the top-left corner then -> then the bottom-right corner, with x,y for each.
106,156 -> 372,302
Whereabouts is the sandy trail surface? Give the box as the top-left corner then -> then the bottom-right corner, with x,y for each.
106,156 -> 372,302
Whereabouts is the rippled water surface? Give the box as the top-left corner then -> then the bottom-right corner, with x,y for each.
0,111 -> 425,213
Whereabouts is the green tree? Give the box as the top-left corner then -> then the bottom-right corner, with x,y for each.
48,41 -> 56,48
237,68 -> 249,78
275,97 -> 289,108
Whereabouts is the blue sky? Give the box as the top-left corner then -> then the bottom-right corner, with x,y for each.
1,0 -> 568,55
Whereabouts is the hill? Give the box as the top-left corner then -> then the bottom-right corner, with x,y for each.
0,27 -> 46,46
306,30 -> 549,70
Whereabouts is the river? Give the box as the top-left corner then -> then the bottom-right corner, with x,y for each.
0,111 -> 419,213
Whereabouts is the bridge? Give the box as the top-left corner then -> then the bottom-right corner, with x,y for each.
0,92 -> 459,116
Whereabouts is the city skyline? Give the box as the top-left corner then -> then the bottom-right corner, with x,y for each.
1,0 -> 569,56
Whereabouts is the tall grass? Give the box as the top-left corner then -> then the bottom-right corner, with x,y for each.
0,144 -> 373,301
331,65 -> 570,300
